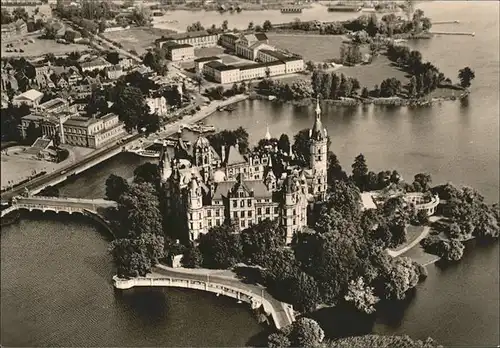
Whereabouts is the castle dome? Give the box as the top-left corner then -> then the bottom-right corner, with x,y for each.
213,170 -> 226,183
194,135 -> 210,148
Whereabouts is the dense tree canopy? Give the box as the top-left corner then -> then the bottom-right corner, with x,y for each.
198,223 -> 243,269
105,174 -> 129,201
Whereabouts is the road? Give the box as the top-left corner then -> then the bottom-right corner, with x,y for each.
152,265 -> 294,329
1,134 -> 141,202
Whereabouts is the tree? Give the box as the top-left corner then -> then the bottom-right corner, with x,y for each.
26,121 -> 42,144
293,129 -> 312,166
221,20 -> 228,31
87,88 -> 108,116
267,332 -> 291,348
112,85 -> 147,131
181,244 -> 203,268
12,7 -> 28,22
248,21 -> 254,30
1,8 -> 13,24
133,162 -> 161,187
344,277 -> 380,314
378,256 -> 419,300
105,174 -> 129,201
352,154 -> 368,191
278,133 -> 291,154
111,182 -> 163,239
287,271 -> 321,313
263,20 -> 273,32
187,21 -> 204,32
330,334 -> 441,348
380,77 -> 402,97
39,186 -> 60,197
289,317 -> 325,348
198,224 -> 243,269
458,67 -> 475,88
445,239 -> 465,261
106,51 -> 120,65
415,210 -> 429,225
305,60 -> 315,72
193,73 -> 203,93
241,219 -> 286,266
413,173 -> 432,192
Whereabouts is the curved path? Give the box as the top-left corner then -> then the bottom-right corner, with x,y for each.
114,265 -> 295,330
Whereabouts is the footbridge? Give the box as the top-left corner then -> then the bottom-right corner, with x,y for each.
113,266 -> 296,330
1,196 -> 116,218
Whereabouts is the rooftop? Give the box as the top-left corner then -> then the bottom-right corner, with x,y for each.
64,116 -> 99,127
238,62 -> 272,71
259,49 -> 291,61
158,30 -> 214,42
194,56 -> 221,63
15,89 -> 43,101
81,57 -> 112,69
39,98 -> 67,110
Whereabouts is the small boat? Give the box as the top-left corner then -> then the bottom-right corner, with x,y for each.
225,104 -> 236,112
128,148 -> 161,158
268,95 -> 277,101
217,105 -> 226,111
184,123 -> 216,133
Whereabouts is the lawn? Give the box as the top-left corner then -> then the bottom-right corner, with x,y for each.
337,55 -> 410,90
267,33 -> 347,62
1,37 -> 87,58
103,27 -> 176,55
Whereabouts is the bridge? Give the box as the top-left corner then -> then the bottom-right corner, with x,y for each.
114,265 -> 296,330
1,196 -> 117,234
1,133 -> 142,202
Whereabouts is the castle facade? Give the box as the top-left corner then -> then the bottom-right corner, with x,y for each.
160,99 -> 328,244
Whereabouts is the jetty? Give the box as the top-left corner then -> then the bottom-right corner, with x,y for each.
432,20 -> 460,24
430,31 -> 475,36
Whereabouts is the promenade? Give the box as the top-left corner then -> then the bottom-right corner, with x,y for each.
114,264 -> 295,330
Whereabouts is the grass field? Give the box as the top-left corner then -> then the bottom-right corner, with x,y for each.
267,33 -> 347,62
1,37 -> 86,58
338,55 -> 409,89
103,27 -> 176,55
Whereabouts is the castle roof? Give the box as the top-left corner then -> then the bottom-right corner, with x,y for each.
225,145 -> 246,166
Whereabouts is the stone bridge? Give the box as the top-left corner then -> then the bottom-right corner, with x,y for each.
1,196 -> 117,218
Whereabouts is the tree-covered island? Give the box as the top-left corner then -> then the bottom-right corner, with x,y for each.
105,123 -> 498,347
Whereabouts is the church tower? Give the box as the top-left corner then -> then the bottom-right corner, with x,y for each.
309,97 -> 328,199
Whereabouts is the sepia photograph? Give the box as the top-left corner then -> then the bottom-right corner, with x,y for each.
0,0 -> 498,347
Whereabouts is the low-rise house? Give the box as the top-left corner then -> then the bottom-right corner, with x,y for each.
67,70 -> 82,85
80,57 -> 113,72
118,57 -> 135,70
106,64 -> 123,80
219,33 -> 239,51
12,89 -> 43,107
55,76 -> 69,89
203,61 -> 240,84
146,96 -> 168,116
39,97 -> 69,114
1,19 -> 27,40
164,42 -> 195,62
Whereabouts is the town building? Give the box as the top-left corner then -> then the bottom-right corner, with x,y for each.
164,42 -> 195,62
194,56 -> 222,74
234,33 -> 271,60
156,30 -> 218,49
203,61 -> 240,84
147,96 -> 168,116
80,57 -> 113,72
160,98 -> 328,243
219,33 -> 239,51
12,89 -> 43,107
106,64 -> 124,80
38,98 -> 69,114
1,19 -> 27,40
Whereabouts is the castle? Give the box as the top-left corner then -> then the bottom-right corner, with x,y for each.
160,98 -> 328,244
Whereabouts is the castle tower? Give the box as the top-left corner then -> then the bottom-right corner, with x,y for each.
193,135 -> 213,183
309,96 -> 328,199
187,175 -> 204,241
265,125 -> 271,140
159,140 -> 172,182
264,155 -> 276,191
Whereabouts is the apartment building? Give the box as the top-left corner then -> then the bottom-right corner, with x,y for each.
156,30 -> 218,49
194,56 -> 222,74
164,42 -> 195,62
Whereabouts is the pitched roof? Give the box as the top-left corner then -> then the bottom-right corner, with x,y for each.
161,30 -> 213,41
255,33 -> 268,41
15,89 -> 43,102
243,180 -> 272,198
212,180 -> 236,200
194,56 -> 220,63
226,145 -> 246,166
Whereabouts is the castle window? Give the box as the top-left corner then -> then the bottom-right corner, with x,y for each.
215,209 -> 220,217
207,210 -> 211,218
240,200 -> 245,208
258,217 -> 262,223
208,220 -> 212,227
233,212 -> 238,218
293,219 -> 296,225
293,209 -> 296,215
266,207 -> 270,215
248,210 -> 252,217
239,191 -> 244,198
190,223 -> 193,229
216,219 -> 220,226
247,199 -> 252,207
233,200 -> 237,208
189,213 -> 192,220
199,222 -> 202,229
274,207 -> 278,214
241,220 -> 245,228
241,211 -> 245,218
258,207 -> 262,215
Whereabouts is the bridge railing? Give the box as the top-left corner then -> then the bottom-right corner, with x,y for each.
15,196 -> 116,205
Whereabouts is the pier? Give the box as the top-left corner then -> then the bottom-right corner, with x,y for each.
430,31 -> 475,36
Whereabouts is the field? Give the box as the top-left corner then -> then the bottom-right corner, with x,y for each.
267,33 -> 347,62
338,55 -> 409,89
1,37 -> 86,58
103,27 -> 176,55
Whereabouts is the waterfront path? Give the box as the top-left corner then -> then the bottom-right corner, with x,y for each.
387,216 -> 442,258
116,264 -> 295,330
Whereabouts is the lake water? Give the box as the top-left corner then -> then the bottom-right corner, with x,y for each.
1,1 -> 499,347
